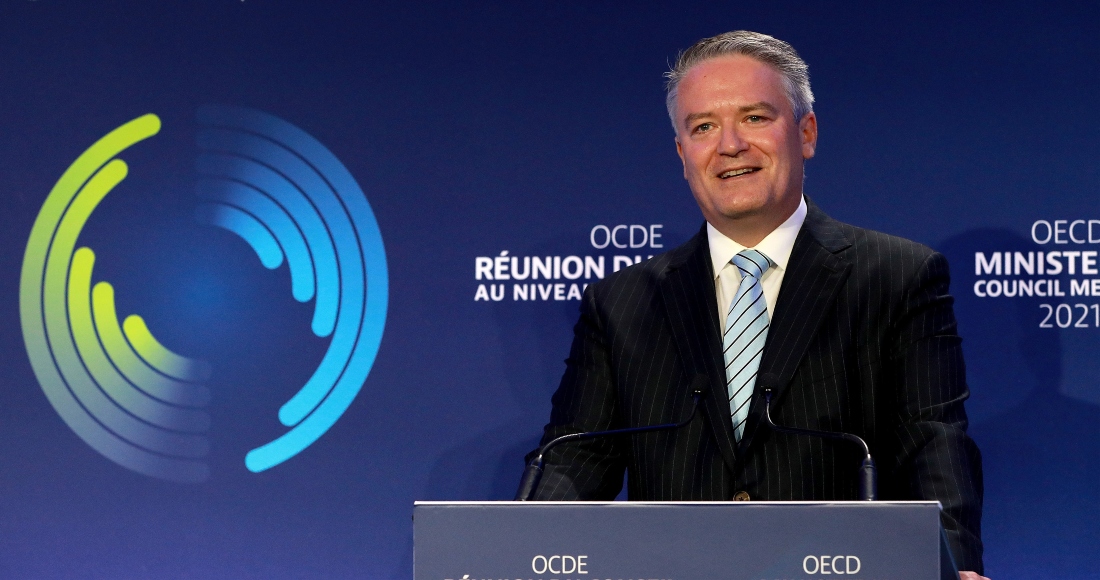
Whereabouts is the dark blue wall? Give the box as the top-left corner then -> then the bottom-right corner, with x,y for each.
1,1 -> 1097,578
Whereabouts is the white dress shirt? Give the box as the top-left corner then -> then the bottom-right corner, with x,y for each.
708,196 -> 808,329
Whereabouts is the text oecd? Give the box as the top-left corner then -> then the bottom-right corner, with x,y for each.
1031,220 -> 1100,245
803,554 -> 861,575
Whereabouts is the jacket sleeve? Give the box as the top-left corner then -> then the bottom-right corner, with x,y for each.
521,284 -> 627,501
886,250 -> 984,573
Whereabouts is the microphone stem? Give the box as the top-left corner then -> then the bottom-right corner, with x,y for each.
516,391 -> 704,501
764,390 -> 877,501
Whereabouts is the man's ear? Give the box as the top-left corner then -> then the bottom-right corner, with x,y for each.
675,137 -> 688,180
800,111 -> 818,159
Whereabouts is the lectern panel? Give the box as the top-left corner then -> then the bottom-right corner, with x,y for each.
414,501 -> 954,580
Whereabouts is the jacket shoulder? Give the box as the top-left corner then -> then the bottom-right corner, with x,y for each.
818,211 -> 942,275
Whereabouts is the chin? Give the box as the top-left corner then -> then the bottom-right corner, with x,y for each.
715,198 -> 771,220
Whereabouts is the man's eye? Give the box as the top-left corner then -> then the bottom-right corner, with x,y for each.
693,122 -> 714,133
746,115 -> 764,123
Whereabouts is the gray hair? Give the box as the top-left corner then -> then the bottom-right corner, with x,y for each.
664,30 -> 814,130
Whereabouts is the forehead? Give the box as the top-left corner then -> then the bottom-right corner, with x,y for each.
675,54 -> 789,114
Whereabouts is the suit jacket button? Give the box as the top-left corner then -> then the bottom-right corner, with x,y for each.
733,491 -> 750,501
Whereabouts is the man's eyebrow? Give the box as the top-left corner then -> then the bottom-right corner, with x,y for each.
738,101 -> 779,115
681,102 -> 781,129
682,111 -> 713,128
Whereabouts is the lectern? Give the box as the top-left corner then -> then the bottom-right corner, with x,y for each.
414,501 -> 958,580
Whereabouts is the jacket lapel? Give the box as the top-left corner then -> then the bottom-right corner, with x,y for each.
736,201 -> 853,458
657,225 -> 741,472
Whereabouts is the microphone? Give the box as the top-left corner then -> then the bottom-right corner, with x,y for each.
515,374 -> 709,502
757,373 -> 877,501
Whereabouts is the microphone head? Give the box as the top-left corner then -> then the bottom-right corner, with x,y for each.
758,373 -> 782,405
690,373 -> 709,397
758,372 -> 780,393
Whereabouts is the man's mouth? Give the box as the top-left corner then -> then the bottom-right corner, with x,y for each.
718,167 -> 760,179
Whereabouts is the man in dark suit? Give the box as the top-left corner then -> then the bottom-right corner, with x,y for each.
525,31 -> 987,578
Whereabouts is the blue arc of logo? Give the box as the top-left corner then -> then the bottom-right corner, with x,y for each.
194,105 -> 389,473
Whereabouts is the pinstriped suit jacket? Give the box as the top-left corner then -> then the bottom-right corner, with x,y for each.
529,200 -> 984,573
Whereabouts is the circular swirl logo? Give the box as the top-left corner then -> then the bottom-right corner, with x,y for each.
19,107 -> 388,482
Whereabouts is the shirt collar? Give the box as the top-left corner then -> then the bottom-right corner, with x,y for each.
708,195 -> 807,279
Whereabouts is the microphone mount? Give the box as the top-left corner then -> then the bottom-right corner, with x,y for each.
762,387 -> 878,501
515,376 -> 708,501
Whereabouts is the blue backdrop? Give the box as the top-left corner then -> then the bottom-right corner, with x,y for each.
1,1 -> 1097,578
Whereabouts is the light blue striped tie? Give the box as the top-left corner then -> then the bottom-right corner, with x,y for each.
723,249 -> 772,442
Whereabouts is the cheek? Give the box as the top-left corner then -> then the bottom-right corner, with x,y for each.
758,134 -> 786,156
691,144 -> 718,167
779,131 -> 806,159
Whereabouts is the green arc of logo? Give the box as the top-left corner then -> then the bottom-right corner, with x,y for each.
20,114 -> 213,483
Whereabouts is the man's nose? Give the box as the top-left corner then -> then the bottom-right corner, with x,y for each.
718,125 -> 747,155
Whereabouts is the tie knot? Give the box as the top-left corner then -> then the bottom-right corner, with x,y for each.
732,249 -> 771,280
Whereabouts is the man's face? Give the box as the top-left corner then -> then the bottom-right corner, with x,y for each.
674,54 -> 817,240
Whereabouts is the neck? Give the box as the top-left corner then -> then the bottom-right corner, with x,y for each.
712,221 -> 777,247
709,196 -> 801,247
